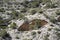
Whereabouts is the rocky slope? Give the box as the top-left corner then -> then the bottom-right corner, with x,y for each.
0,0 -> 60,40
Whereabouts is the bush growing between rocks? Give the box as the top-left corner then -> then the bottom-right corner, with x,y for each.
39,10 -> 43,13
22,0 -> 40,8
29,1 -> 40,8
44,35 -> 49,40
0,30 -> 7,37
15,35 -> 20,39
19,13 -> 25,20
56,10 -> 60,15
10,22 -> 17,29
42,0 -> 51,3
0,8 -> 5,12
11,11 -> 19,19
45,2 -> 57,8
31,31 -> 36,35
20,8 -> 27,13
30,10 -> 36,15
0,26 -> 7,29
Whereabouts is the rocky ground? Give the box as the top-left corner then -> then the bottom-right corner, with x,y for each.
0,0 -> 60,40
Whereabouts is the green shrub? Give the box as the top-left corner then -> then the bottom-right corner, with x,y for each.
28,1 -> 39,8
46,2 -> 57,8
48,28 -> 52,31
50,16 -> 57,23
0,26 -> 7,29
44,35 -> 49,40
20,8 -> 27,13
54,28 -> 60,31
56,33 -> 60,37
56,10 -> 60,15
11,11 -> 19,19
31,31 -> 36,35
16,36 -> 20,39
19,13 -> 25,20
0,8 -> 5,12
10,22 -> 17,29
0,20 -> 4,24
0,30 -> 7,37
42,0 -> 51,3
31,10 -> 36,15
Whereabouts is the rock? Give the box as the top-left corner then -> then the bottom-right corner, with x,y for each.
18,21 -> 30,31
39,20 -> 48,26
30,19 -> 48,26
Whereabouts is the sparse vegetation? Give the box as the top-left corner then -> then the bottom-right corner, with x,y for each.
45,2 -> 57,8
0,0 -> 60,40
31,31 -> 36,35
0,30 -> 7,37
10,22 -> 17,29
0,26 -> 7,29
54,28 -> 60,31
56,10 -> 60,15
16,35 -> 20,39
44,35 -> 49,40
48,28 -> 52,31
30,10 -> 36,15
20,8 -> 27,13
0,8 -> 5,12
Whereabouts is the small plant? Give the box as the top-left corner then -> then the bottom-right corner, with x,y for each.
19,13 -> 25,20
23,38 -> 28,40
10,22 -> 17,29
30,10 -> 36,15
0,8 -> 5,12
48,28 -> 52,31
56,10 -> 60,15
46,2 -> 57,8
31,31 -> 36,35
27,0 -> 40,8
42,0 -> 51,3
55,28 -> 60,38
0,26 -> 7,29
0,30 -> 7,37
16,36 -> 19,39
11,10 -> 20,19
20,8 -> 27,13
56,32 -> 60,37
50,16 -> 57,23
39,9 -> 43,13
44,35 -> 49,40
54,28 -> 60,31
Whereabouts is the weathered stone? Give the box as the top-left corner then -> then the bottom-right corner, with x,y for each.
18,21 -> 30,31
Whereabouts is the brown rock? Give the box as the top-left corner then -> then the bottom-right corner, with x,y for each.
30,19 -> 48,26
39,20 -> 48,26
18,21 -> 30,31
17,19 -> 48,31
